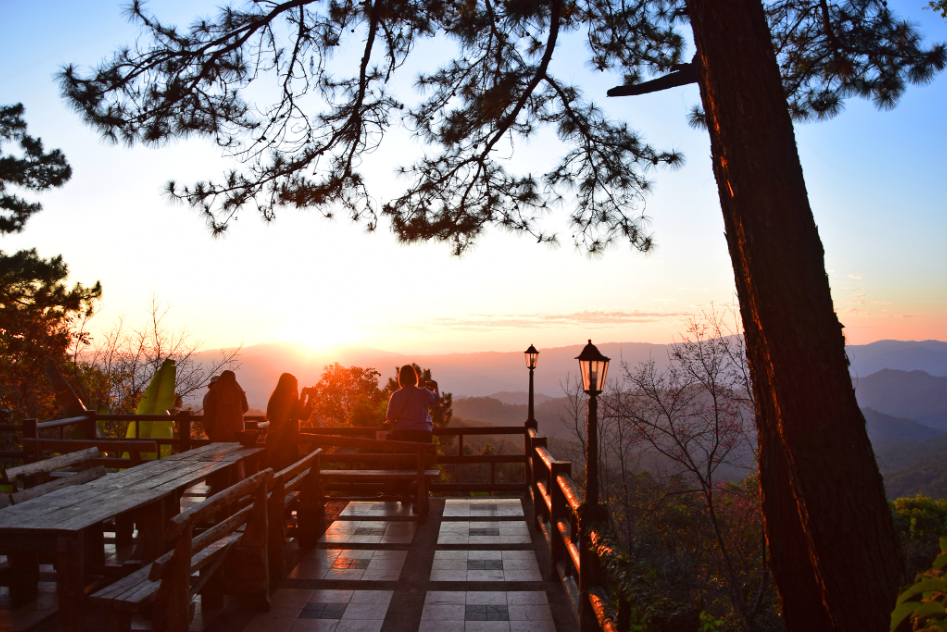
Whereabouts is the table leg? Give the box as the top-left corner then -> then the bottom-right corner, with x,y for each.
56,532 -> 85,632
84,526 -> 106,575
7,552 -> 40,605
135,502 -> 167,561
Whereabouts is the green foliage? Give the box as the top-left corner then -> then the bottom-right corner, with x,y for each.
891,537 -> 947,631
0,252 -> 100,420
931,1 -> 947,19
0,105 -> 101,421
309,364 -> 385,427
892,496 -> 947,580
0,103 -> 72,235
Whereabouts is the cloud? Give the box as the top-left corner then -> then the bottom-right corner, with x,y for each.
845,308 -> 869,316
399,310 -> 689,331
871,301 -> 892,305
848,274 -> 863,279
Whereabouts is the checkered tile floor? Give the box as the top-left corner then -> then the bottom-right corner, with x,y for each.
419,591 -> 555,632
430,551 -> 541,582
289,549 -> 407,581
242,589 -> 392,632
320,520 -> 416,544
442,499 -> 524,518
338,501 -> 415,518
437,521 -> 531,545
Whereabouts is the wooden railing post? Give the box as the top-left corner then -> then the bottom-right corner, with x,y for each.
524,420 -> 537,488
549,461 -> 570,576
22,418 -> 38,463
177,413 -> 192,453
531,435 -> 547,529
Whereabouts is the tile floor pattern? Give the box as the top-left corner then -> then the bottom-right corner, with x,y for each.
243,589 -> 392,632
289,549 -> 407,582
442,499 -> 525,518
437,521 -> 531,545
419,591 -> 556,632
430,551 -> 541,582
338,501 -> 414,518
319,520 -> 417,544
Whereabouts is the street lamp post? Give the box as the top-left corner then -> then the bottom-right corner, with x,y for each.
524,344 -> 539,426
575,339 -> 610,506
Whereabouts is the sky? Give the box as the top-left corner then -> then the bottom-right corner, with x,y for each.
2,1 -> 946,356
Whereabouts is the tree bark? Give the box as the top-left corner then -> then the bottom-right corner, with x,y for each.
685,1 -> 903,629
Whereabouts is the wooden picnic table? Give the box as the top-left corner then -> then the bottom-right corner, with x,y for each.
0,442 -> 264,632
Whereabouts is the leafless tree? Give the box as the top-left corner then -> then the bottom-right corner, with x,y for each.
71,296 -> 241,417
608,307 -> 766,631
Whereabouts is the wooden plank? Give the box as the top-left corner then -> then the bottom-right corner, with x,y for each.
165,470 -> 270,541
5,447 -> 100,480
0,450 -> 263,533
9,466 -> 106,504
19,438 -> 158,455
320,469 -> 439,477
305,434 -> 436,454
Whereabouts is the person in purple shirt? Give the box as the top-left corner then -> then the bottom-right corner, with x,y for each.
385,364 -> 440,443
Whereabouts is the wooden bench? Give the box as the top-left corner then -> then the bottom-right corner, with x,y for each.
90,468 -> 273,632
265,449 -> 323,585
302,434 -> 439,522
2,447 -> 106,505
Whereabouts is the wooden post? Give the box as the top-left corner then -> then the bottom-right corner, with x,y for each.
178,413 -> 192,453
153,524 -> 193,631
234,470 -> 270,610
297,452 -> 323,548
56,532 -> 86,632
22,418 -> 38,463
549,461 -> 570,576
268,475 -> 286,588
7,552 -> 40,605
531,436 -> 547,530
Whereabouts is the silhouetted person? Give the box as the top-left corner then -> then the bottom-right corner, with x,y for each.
266,372 -> 314,471
385,364 -> 440,443
384,365 -> 439,501
203,370 -> 248,442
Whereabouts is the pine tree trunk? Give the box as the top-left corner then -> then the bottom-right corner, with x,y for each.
685,1 -> 903,629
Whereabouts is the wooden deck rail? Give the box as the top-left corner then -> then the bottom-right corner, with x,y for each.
19,413 -> 268,468
524,421 -> 637,632
0,418 -> 37,464
302,424 -> 530,493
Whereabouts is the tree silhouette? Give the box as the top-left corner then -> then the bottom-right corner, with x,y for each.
0,104 -> 101,419
58,2 -> 946,628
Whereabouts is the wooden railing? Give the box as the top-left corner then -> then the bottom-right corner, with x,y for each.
301,425 -> 530,493
15,411 -> 647,631
0,419 -> 38,463
17,413 -> 267,468
524,419 -> 636,632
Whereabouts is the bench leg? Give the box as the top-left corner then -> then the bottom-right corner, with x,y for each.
297,473 -> 324,549
267,481 -> 286,588
7,552 -> 40,605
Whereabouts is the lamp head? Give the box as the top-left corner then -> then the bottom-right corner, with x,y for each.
576,339 -> 610,394
525,344 -> 539,370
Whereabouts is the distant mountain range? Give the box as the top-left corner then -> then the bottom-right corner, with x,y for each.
847,340 -> 947,378
193,337 -> 947,498
197,338 -> 947,409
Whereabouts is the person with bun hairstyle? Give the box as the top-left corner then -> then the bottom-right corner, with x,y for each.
202,370 -> 248,442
